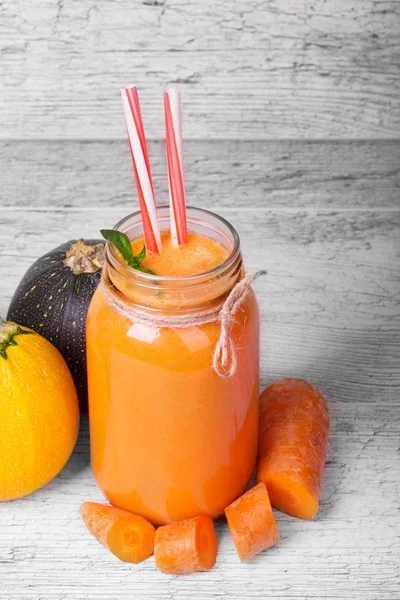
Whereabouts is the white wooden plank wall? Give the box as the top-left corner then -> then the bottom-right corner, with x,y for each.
1,204 -> 399,404
1,140 -> 400,208
0,0 -> 399,139
0,1 -> 399,599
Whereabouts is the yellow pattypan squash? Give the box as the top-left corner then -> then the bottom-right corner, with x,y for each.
0,319 -> 79,500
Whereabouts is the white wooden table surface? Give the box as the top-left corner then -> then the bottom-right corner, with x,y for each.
1,140 -> 399,600
1,1 -> 400,598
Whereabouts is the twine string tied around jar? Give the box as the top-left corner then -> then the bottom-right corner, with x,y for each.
102,270 -> 266,379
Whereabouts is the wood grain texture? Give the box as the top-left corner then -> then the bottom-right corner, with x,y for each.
1,207 -> 399,406
0,0 -> 399,139
1,140 -> 400,209
1,139 -> 400,598
0,407 -> 399,600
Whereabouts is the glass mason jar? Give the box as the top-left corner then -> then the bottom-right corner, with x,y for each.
86,207 -> 260,525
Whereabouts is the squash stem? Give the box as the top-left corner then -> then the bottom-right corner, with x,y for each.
0,319 -> 32,359
63,240 -> 104,275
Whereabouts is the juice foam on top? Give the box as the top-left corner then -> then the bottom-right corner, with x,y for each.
131,231 -> 229,277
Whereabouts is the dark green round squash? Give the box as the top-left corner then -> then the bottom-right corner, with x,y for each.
7,239 -> 105,413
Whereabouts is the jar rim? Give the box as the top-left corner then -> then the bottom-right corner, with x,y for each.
106,205 -> 241,284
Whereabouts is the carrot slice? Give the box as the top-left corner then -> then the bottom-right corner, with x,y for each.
80,501 -> 155,563
257,378 -> 330,519
225,482 -> 279,561
154,515 -> 217,574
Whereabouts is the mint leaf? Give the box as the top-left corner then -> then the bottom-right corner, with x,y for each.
127,256 -> 140,269
127,255 -> 155,275
101,230 -> 156,275
135,245 -> 146,264
100,230 -> 133,262
136,265 -> 156,275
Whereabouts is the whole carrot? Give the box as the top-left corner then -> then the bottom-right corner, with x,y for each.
257,378 -> 330,519
225,482 -> 279,561
154,515 -> 217,574
80,501 -> 155,563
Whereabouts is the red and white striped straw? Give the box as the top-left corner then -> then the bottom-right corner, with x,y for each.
121,86 -> 162,254
164,89 -> 188,246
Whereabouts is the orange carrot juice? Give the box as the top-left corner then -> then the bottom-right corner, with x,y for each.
87,207 -> 260,525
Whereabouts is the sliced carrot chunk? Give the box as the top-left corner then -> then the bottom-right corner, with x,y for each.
154,515 -> 217,574
257,378 -> 330,519
225,482 -> 279,562
80,501 -> 155,563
